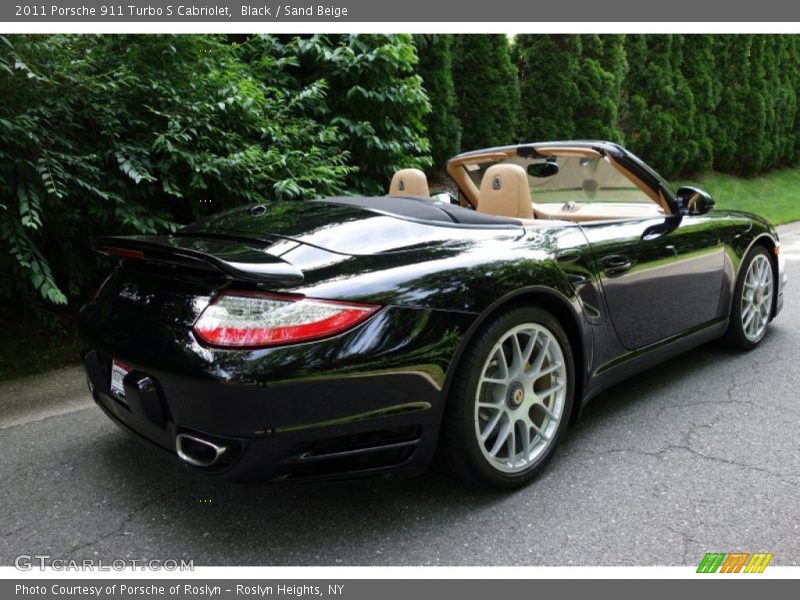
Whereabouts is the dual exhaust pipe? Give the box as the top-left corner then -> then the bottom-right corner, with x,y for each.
175,433 -> 228,468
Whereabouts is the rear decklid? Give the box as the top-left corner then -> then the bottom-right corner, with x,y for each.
178,197 -> 523,256
87,198 -> 525,332
93,197 -> 470,289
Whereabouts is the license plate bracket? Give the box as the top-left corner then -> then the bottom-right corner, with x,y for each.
110,359 -> 131,403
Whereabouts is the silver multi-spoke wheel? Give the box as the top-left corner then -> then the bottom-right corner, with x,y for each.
474,323 -> 567,474
741,253 -> 773,343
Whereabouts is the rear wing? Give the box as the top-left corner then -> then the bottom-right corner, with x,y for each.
93,234 -> 304,285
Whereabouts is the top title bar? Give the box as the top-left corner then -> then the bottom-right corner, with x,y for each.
4,0 -> 800,22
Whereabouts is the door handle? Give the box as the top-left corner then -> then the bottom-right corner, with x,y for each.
602,255 -> 632,276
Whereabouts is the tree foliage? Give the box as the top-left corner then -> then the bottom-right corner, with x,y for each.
617,34 -> 800,177
574,35 -> 627,142
680,35 -> 719,173
515,35 -> 626,143
414,34 -> 461,169
620,35 -> 697,177
452,35 -> 520,150
0,34 -> 430,309
516,34 -> 581,141
284,34 -> 431,194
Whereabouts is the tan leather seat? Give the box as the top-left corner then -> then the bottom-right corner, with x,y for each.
389,168 -> 430,197
477,164 -> 534,219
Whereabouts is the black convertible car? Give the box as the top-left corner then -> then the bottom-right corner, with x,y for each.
81,141 -> 787,488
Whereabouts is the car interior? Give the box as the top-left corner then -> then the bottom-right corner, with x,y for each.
386,146 -> 671,226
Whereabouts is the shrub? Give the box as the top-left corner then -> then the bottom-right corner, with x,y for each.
0,34 -> 353,308
285,34 -> 431,195
452,34 -> 520,150
713,36 -> 752,172
515,34 -> 580,141
621,35 -> 696,178
680,35 -> 719,173
0,33 -> 435,310
414,34 -> 461,169
574,35 -> 627,142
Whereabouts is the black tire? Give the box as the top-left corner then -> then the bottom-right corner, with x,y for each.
440,306 -> 575,489
724,245 -> 775,350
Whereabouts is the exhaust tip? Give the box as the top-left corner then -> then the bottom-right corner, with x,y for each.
176,433 -> 228,468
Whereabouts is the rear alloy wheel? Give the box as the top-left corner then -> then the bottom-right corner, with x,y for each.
442,307 -> 574,488
725,246 -> 775,349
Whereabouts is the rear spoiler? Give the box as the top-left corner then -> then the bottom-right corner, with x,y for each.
93,235 -> 304,285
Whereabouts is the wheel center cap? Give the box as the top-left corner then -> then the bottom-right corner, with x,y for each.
507,382 -> 525,409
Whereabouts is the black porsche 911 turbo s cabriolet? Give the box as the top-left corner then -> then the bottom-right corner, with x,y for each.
80,140 -> 787,489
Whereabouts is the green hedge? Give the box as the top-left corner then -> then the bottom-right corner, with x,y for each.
515,34 -> 800,179
414,34 -> 461,170
452,35 -> 520,150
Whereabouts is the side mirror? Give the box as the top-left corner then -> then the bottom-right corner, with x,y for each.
676,186 -> 715,216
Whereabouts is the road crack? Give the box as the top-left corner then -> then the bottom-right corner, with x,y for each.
62,481 -> 197,558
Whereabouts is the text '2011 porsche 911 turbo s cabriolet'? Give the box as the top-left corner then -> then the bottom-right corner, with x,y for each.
80,141 -> 787,489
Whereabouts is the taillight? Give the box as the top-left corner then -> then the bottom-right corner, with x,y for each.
193,291 -> 380,348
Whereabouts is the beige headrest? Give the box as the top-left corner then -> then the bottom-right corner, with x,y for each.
477,164 -> 533,219
389,168 -> 430,197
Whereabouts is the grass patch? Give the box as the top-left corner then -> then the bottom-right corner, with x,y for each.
678,167 -> 800,225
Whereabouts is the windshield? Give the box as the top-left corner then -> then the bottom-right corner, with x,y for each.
466,155 -> 654,204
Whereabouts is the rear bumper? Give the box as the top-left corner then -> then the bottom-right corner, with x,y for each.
81,306 -> 474,482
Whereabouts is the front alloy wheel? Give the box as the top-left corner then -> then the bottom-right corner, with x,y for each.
741,252 -> 773,343
725,245 -> 775,349
441,306 -> 574,488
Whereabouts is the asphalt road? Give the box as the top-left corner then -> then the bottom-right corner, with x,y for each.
2,224 -> 799,567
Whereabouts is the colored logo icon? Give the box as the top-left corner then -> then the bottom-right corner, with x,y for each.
697,552 -> 773,573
